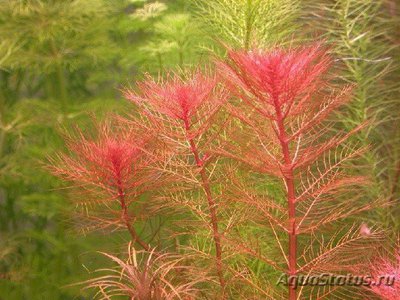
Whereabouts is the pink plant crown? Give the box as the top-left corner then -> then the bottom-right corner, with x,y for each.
51,121 -> 161,199
216,42 -> 357,177
124,70 -> 228,124
218,42 -> 342,121
368,249 -> 400,300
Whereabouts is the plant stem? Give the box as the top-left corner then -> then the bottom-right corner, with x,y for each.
273,95 -> 297,300
390,160 -> 400,202
157,52 -> 164,72
184,119 -> 226,291
244,0 -> 254,50
0,89 -> 5,159
50,40 -> 67,109
178,48 -> 184,67
56,62 -> 67,110
117,181 -> 150,251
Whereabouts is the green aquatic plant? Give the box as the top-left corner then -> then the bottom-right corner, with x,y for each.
192,0 -> 299,49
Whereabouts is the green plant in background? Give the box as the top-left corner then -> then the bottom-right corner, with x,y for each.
0,99 -> 127,299
115,1 -> 169,75
0,41 -> 14,68
192,0 -> 299,50
0,1 -> 194,298
0,0 -> 174,105
153,13 -> 203,67
0,0 -> 118,106
302,0 -> 400,229
130,8 -> 207,72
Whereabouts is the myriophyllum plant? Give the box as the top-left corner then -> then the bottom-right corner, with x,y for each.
50,120 -> 166,251
124,70 -> 229,293
302,0 -> 399,230
192,0 -> 299,49
217,43 -> 383,299
51,42 -> 385,299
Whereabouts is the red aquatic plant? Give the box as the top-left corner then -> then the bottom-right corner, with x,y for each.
124,70 -> 229,293
50,119 -> 167,251
51,42 -> 386,299
217,43 -> 383,299
367,248 -> 400,300
350,240 -> 400,300
127,71 -> 218,122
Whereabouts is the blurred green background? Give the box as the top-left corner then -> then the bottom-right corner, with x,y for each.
0,1 -> 208,298
0,0 -> 398,299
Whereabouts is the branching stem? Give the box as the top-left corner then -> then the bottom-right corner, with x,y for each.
273,94 -> 297,300
116,178 -> 151,251
184,118 -> 226,292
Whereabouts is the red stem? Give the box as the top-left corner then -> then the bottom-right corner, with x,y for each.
116,179 -> 151,251
273,96 -> 297,300
390,160 -> 400,202
184,119 -> 226,291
